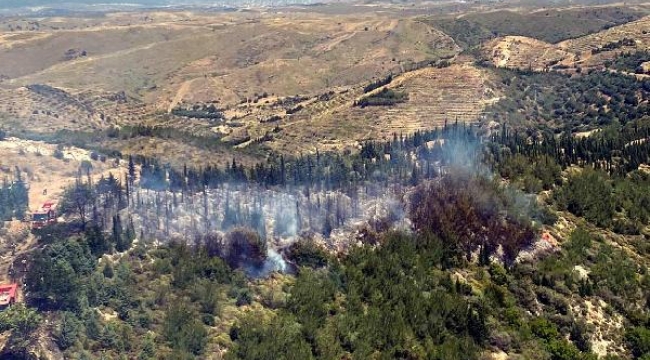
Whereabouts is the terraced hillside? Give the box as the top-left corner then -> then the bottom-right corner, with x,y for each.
559,15 -> 650,68
0,9 -> 467,161
482,14 -> 650,72
484,36 -> 575,71
204,62 -> 496,155
429,5 -> 647,48
0,86 -> 104,133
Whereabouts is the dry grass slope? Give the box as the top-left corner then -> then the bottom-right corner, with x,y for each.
482,14 -> 650,72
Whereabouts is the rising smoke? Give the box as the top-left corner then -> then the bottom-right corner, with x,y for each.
118,124 -> 530,277
125,181 -> 409,276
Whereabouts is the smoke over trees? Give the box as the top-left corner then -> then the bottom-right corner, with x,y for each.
15,110 -> 649,360
409,170 -> 536,267
43,115 -> 650,283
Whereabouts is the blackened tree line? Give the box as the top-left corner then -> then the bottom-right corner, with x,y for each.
55,169 -> 137,258
363,74 -> 393,93
354,88 -> 408,108
171,103 -> 224,120
409,170 -> 537,268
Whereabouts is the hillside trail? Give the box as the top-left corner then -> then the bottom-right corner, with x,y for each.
313,31 -> 359,53
167,78 -> 200,113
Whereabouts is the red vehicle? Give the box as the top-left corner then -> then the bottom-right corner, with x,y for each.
31,200 -> 57,229
0,284 -> 18,310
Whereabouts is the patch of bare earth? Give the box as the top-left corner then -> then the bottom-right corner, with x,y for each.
0,137 -> 126,211
484,35 -> 575,71
572,299 -> 626,357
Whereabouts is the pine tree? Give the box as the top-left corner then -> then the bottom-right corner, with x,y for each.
128,155 -> 136,186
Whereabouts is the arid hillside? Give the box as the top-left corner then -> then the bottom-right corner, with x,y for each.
429,5 -> 648,47
0,3 -> 649,167
484,35 -> 576,71
0,12 -> 458,108
0,8 -> 469,165
232,62 -> 498,155
482,14 -> 650,72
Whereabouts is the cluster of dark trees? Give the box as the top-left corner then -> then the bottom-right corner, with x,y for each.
105,125 -> 170,140
554,169 -> 650,234
124,111 -> 650,241
133,112 -> 648,202
28,220 -> 623,360
490,119 -> 650,233
363,74 -> 393,93
0,169 -> 29,221
488,68 -> 650,129
25,223 -> 245,358
591,37 -> 636,54
490,119 -> 650,177
496,153 -> 562,193
607,50 -> 650,74
136,121 -> 482,194
0,303 -> 41,359
102,105 -> 643,250
227,224 -> 645,360
171,104 -> 224,121
354,88 -> 408,108
96,123 -> 252,159
58,171 -> 136,248
228,230 -> 490,360
285,104 -> 303,115
409,171 -> 537,267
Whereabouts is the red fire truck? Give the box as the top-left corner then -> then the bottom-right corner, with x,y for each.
0,284 -> 18,310
31,200 -> 57,229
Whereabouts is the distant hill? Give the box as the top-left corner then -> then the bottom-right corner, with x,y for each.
0,0 -> 320,10
1,0 -> 171,8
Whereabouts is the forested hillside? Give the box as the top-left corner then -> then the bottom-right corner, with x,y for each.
0,104 -> 647,358
1,4 -> 650,360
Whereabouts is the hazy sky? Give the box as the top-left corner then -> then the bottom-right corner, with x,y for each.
1,0 -> 179,9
